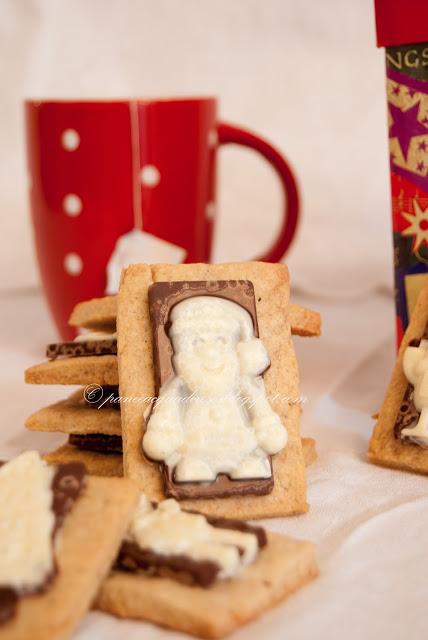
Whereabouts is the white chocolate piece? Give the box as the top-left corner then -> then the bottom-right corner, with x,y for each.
143,296 -> 287,482
0,451 -> 55,591
128,496 -> 259,580
74,330 -> 117,342
401,340 -> 428,446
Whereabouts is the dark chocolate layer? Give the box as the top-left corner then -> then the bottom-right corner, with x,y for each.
203,514 -> 267,549
0,462 -> 86,626
0,589 -> 17,626
394,384 -> 419,439
46,339 -> 117,360
117,541 -> 220,587
69,433 -> 123,454
116,507 -> 266,587
163,465 -> 274,500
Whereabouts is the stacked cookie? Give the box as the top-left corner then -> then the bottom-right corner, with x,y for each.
25,291 -> 320,477
14,262 -> 324,638
25,301 -> 122,476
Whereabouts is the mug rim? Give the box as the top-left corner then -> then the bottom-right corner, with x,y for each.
24,96 -> 217,107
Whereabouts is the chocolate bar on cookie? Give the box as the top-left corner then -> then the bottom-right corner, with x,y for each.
0,451 -> 138,639
25,330 -> 118,385
97,495 -> 318,638
118,262 -> 307,519
369,280 -> 428,474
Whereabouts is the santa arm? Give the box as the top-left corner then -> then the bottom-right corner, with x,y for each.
241,376 -> 287,454
142,377 -> 184,461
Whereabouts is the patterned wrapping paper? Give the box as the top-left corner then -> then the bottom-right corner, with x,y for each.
386,43 -> 428,344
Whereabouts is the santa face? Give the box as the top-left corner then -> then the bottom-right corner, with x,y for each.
172,329 -> 240,398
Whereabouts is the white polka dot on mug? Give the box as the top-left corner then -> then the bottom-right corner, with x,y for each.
63,194 -> 82,217
64,252 -> 83,276
61,129 -> 80,151
140,165 -> 161,187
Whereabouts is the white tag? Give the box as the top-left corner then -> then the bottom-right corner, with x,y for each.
105,228 -> 186,294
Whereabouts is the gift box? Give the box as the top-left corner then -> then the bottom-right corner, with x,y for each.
375,0 -> 428,344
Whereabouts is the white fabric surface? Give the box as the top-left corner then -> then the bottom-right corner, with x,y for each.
0,0 -> 392,296
1,286 -> 428,639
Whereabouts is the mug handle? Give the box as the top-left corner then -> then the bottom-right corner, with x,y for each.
217,122 -> 299,262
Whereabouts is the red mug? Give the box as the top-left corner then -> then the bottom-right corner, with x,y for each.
25,97 -> 299,339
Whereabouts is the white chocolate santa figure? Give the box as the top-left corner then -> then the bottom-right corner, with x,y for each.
401,338 -> 428,447
143,296 -> 287,482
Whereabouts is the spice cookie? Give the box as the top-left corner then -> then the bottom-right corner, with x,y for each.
96,496 -> 318,639
118,262 -> 307,519
24,355 -> 119,386
0,451 -> 138,639
44,444 -> 123,477
369,281 -> 428,473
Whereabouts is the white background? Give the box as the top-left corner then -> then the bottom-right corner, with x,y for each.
0,0 -> 392,295
3,2 -> 426,640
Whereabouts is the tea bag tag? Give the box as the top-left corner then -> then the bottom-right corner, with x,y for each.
105,228 -> 186,294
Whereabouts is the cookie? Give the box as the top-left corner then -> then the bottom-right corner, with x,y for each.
44,444 -> 123,477
1,461 -> 138,639
26,389 -> 122,436
68,294 -> 321,337
302,437 -> 317,466
368,281 -> 428,474
69,295 -> 117,331
288,303 -> 321,337
24,355 -> 118,386
118,262 -> 307,519
96,531 -> 317,639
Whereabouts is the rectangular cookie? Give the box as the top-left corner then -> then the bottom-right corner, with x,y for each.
288,303 -> 321,337
96,532 -> 317,639
44,444 -> 123,477
26,389 -> 122,436
302,437 -> 317,466
69,295 -> 117,331
118,262 -> 307,519
368,281 -> 428,474
1,468 -> 138,639
68,295 -> 321,337
24,355 -> 118,386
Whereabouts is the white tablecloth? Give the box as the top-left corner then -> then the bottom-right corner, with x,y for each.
1,286 -> 427,640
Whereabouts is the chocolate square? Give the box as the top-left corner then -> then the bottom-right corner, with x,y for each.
146,280 -> 273,500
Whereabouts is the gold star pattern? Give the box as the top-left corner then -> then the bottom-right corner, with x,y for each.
402,198 -> 428,251
387,79 -> 428,176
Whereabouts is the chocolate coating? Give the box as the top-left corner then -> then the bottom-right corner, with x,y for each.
0,462 -> 86,625
0,589 -> 17,626
46,339 -> 117,360
116,508 -> 266,588
147,280 -> 274,500
394,384 -> 419,439
163,465 -> 273,500
69,433 -> 123,454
